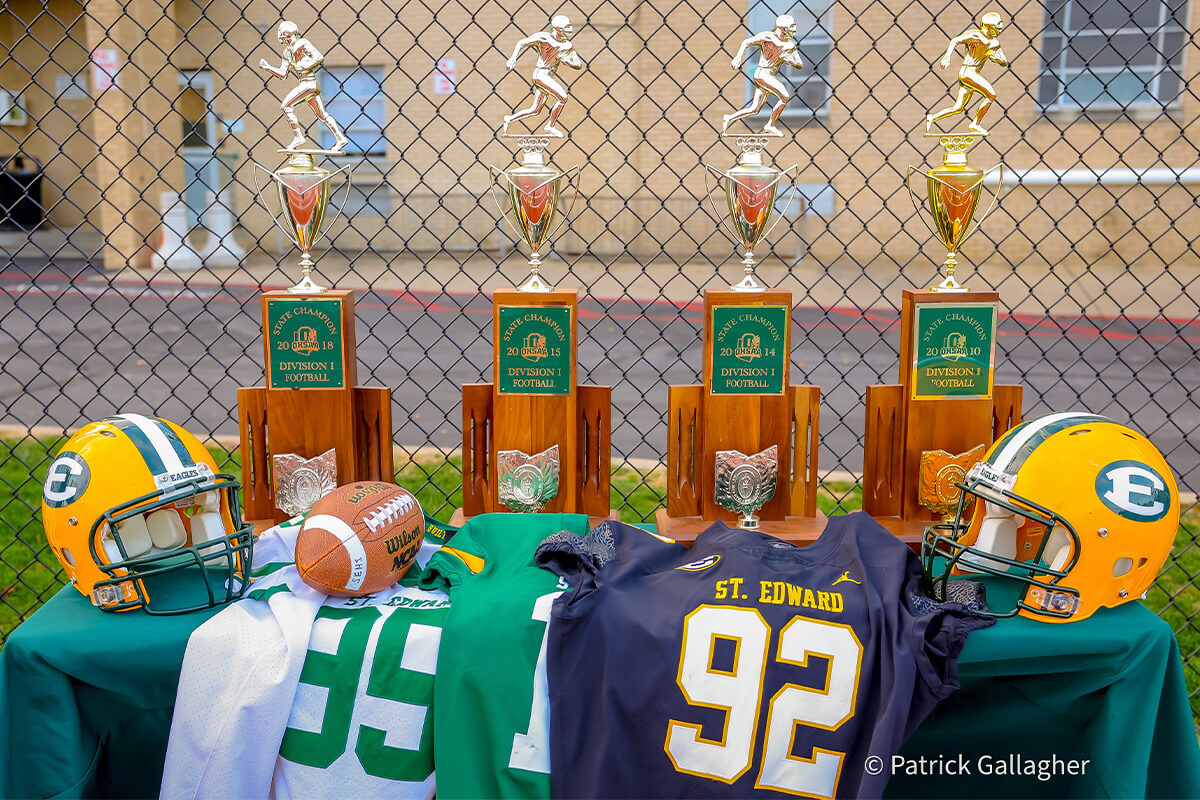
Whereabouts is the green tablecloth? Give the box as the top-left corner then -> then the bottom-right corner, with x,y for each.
888,577 -> 1200,799
0,583 -> 225,799
3,578 -> 1198,799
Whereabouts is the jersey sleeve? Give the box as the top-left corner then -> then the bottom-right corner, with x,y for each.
419,532 -> 484,592
162,571 -> 324,799
398,513 -> 462,588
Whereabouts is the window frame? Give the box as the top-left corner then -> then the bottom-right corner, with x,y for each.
318,65 -> 388,156
1038,0 -> 1189,112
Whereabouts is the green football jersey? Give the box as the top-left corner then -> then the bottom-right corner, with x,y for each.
420,512 -> 593,799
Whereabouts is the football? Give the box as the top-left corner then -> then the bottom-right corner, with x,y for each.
295,482 -> 425,597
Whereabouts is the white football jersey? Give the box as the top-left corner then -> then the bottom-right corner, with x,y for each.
162,518 -> 449,800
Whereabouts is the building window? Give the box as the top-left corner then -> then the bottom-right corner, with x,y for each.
1038,0 -> 1189,110
319,66 -> 387,155
330,181 -> 393,218
744,1 -> 833,117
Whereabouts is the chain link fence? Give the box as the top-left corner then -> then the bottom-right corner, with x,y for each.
1,0 -> 1198,708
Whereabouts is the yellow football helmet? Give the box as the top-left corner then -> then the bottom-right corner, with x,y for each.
41,414 -> 254,614
922,413 -> 1179,623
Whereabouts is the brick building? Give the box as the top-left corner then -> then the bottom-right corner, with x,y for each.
0,0 -> 1196,301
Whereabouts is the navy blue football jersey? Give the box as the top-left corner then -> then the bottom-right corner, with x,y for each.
534,513 -> 993,799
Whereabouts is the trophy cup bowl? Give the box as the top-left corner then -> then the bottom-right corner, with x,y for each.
489,140 -> 579,294
714,444 -> 779,529
254,153 -> 351,294
908,134 -> 1004,293
497,444 -> 561,513
725,160 -> 781,255
926,164 -> 984,255
705,140 -> 798,292
277,158 -> 332,259
506,161 -> 562,254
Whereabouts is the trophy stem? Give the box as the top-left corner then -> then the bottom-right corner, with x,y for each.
932,251 -> 967,293
519,251 -> 552,293
289,252 -> 326,294
738,512 -> 760,530
730,250 -> 765,293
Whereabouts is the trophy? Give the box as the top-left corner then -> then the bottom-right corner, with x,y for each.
488,15 -> 583,293
907,12 -> 1008,292
861,16 -> 1022,547
236,22 -> 393,528
251,21 -> 352,294
705,15 -> 801,292
458,18 -> 613,523
714,446 -> 778,529
657,17 -> 824,543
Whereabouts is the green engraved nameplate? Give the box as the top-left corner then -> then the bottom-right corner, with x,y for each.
710,304 -> 788,395
497,305 -> 572,396
911,302 -> 997,400
264,296 -> 347,389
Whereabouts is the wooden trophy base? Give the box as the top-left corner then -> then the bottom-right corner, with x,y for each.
460,288 -> 615,518
660,289 -> 824,542
238,385 -> 393,528
863,288 -> 1022,542
655,509 -> 828,546
238,288 -> 394,528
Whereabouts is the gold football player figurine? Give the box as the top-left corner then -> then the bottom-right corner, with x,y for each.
502,15 -> 584,138
925,12 -> 1009,135
722,15 -> 803,136
258,21 -> 349,152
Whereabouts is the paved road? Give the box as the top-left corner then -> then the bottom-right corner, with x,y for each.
2,258 -> 1198,494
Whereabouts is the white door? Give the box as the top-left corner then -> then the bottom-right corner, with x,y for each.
178,71 -> 218,228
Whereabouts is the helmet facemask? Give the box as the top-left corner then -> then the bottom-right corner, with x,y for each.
277,22 -> 299,45
923,472 -> 1083,620
89,472 -> 253,614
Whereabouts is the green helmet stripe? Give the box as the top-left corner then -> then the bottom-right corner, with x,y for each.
104,415 -> 168,475
987,412 -> 1111,475
105,414 -> 197,476
151,417 -> 197,467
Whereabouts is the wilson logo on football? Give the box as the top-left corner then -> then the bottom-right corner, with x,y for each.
676,554 -> 720,572
1095,460 -> 1171,522
385,526 -> 422,555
